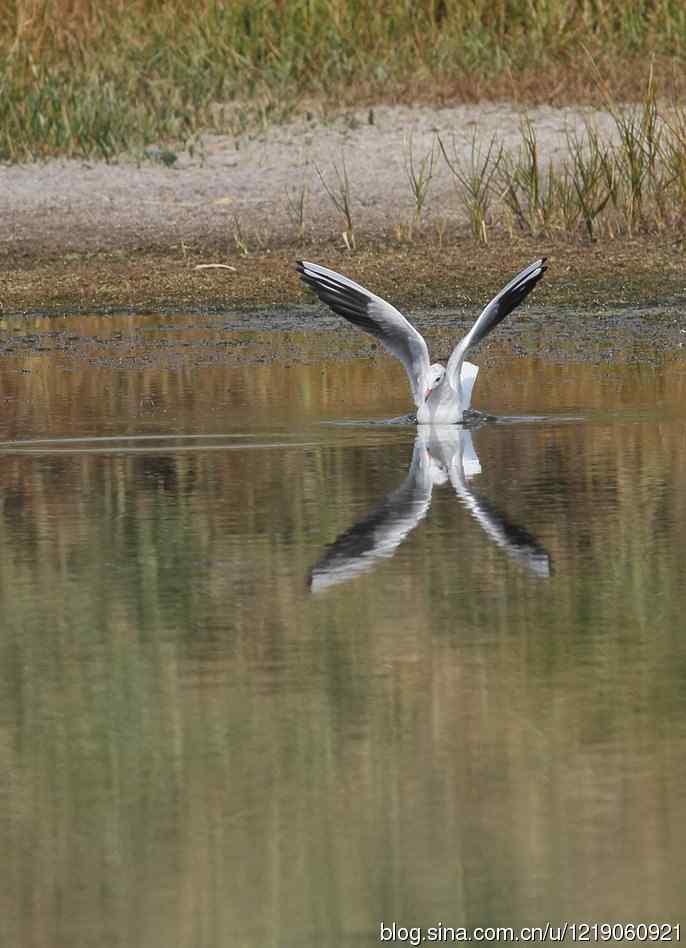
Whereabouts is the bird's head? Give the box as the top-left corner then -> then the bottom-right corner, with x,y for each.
422,444 -> 450,485
425,363 -> 446,400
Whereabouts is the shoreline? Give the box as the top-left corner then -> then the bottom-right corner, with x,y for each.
3,236 -> 685,317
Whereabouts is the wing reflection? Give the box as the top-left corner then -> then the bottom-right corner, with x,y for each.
309,427 -> 551,592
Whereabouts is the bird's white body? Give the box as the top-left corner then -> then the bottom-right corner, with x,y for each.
296,258 -> 547,423
417,360 -> 479,423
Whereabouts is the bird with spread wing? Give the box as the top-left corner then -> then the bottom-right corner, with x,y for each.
296,258 -> 547,423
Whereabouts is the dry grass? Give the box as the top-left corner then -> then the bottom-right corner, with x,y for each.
408,74 -> 686,244
2,1 -> 686,159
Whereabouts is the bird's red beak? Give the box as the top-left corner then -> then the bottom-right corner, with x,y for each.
425,388 -> 431,399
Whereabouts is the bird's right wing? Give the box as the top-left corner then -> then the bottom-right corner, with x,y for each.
297,260 -> 431,408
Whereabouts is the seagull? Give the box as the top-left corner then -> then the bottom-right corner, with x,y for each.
296,257 -> 547,423
309,426 -> 551,592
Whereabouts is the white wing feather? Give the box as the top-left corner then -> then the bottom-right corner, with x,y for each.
297,260 -> 431,408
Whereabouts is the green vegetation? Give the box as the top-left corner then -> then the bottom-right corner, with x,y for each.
2,0 -> 686,160
435,76 -> 686,242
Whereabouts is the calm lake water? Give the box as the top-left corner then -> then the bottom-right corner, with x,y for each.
1,309 -> 685,945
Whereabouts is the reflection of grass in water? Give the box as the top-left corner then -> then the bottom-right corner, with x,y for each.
2,381 -> 686,939
3,1 -> 686,160
2,353 -> 686,939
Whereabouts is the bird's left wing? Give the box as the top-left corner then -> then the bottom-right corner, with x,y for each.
449,465 -> 552,578
297,260 -> 430,408
446,258 -> 547,389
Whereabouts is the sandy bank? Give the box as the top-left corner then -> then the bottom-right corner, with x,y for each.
1,104 -> 684,314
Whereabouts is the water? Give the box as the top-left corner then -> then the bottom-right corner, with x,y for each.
1,311 -> 685,945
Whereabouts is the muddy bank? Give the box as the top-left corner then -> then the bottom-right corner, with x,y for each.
2,238 -> 686,318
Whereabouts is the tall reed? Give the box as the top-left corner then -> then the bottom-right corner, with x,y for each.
431,77 -> 686,243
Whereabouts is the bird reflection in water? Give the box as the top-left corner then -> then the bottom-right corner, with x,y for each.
309,426 -> 551,592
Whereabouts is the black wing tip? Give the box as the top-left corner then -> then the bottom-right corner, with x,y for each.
517,257 -> 547,278
513,257 -> 548,295
295,259 -> 338,289
526,256 -> 548,275
296,259 -> 320,281
296,260 -> 326,296
533,257 -> 548,279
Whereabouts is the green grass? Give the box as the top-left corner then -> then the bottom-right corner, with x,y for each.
2,0 -> 686,161
443,74 -> 686,241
